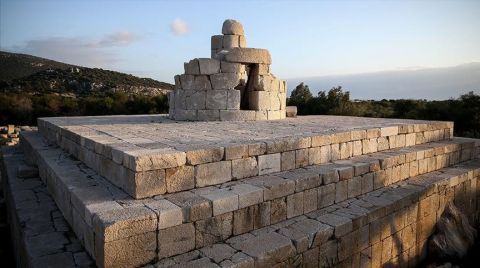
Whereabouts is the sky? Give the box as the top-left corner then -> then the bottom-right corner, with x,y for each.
1,0 -> 480,87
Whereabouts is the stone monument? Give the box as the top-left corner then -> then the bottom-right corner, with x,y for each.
169,19 -> 287,121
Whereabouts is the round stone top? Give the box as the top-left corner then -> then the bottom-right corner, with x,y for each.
222,19 -> 245,35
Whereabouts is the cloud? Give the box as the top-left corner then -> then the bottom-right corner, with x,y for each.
8,31 -> 142,68
170,18 -> 190,35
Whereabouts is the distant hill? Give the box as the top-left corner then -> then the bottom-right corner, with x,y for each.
287,63 -> 480,100
0,51 -> 173,96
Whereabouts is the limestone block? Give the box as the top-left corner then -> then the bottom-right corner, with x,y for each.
254,74 -> 276,91
166,191 -> 212,222
158,223 -> 196,259
231,232 -> 295,267
232,157 -> 258,179
380,126 -> 399,137
95,232 -> 156,268
220,110 -> 256,121
210,73 -> 243,90
174,109 -> 197,121
206,90 -> 228,109
287,192 -> 304,218
227,89 -> 241,110
280,93 -> 287,109
145,199 -> 183,229
267,110 -> 281,120
201,189 -> 239,216
166,165 -> 194,193
220,61 -> 245,73
185,90 -> 206,110
93,207 -> 157,242
233,207 -> 255,235
318,184 -> 335,208
270,92 -> 281,110
250,175 -> 294,201
304,188 -> 318,213
197,109 -> 220,121
249,91 -> 270,110
179,74 -> 195,90
195,161 -> 232,187
201,244 -> 238,264
127,168 -> 167,199
253,202 -> 271,228
258,64 -> 270,75
270,197 -> 287,223
295,148 -> 309,168
195,213 -> 233,248
174,90 -> 186,109
239,35 -> 247,48
224,48 -> 272,64
335,180 -> 348,203
258,153 -> 281,175
316,213 -> 353,238
184,59 -> 200,75
124,148 -> 186,172
198,58 -> 221,74
223,35 -> 240,48
256,110 -> 268,120
186,146 -> 224,165
211,35 -> 224,50
231,184 -> 264,208
222,19 -> 245,35
281,151 -> 296,171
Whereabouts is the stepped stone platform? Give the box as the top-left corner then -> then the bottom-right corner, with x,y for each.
38,115 -> 454,198
2,115 -> 480,268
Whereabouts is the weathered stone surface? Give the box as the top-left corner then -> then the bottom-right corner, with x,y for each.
184,59 -> 200,75
195,213 -> 233,248
232,157 -> 258,179
220,110 -> 256,121
258,153 -> 281,175
232,232 -> 295,267
206,90 -> 229,109
231,184 -> 264,208
145,199 -> 183,229
198,58 -> 221,74
220,61 -> 245,73
186,146 -> 224,165
201,189 -> 239,216
167,191 -> 212,222
222,19 -> 245,35
166,165 -> 194,193
224,48 -> 272,64
210,73 -> 243,90
195,161 -> 232,187
158,223 -> 196,258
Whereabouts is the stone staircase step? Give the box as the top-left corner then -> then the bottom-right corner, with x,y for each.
17,131 -> 479,267
35,116 -> 454,199
154,159 -> 480,267
0,146 -> 94,268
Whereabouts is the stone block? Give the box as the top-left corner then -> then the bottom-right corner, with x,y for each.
316,213 -> 353,238
165,165 -> 194,193
195,161 -> 232,187
224,48 -> 272,64
239,35 -> 247,47
249,91 -> 271,110
220,110 -> 256,121
167,192 -> 212,222
226,89 -> 241,110
318,184 -> 335,208
206,90 -> 228,109
201,189 -> 239,216
197,109 -> 220,121
281,151 -> 296,171
145,199 -> 183,229
201,244 -> 237,264
270,197 -> 287,223
93,207 -> 157,242
211,35 -> 223,50
95,232 -> 156,268
258,153 -> 281,175
158,223 -> 196,259
304,188 -> 318,213
253,202 -> 271,228
223,34 -> 240,48
231,232 -> 295,267
186,146 -> 224,165
380,126 -> 398,137
198,58 -> 220,74
210,73 -> 243,90
231,183 -> 264,208
222,19 -> 245,35
267,110 -> 281,120
287,192 -> 304,218
184,59 -> 200,75
232,157 -> 258,179
233,206 -> 255,235
195,213 -> 233,247
185,90 -> 206,110
220,61 -> 245,73
335,180 -> 348,203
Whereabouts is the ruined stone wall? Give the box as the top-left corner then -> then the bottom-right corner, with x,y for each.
168,19 -> 287,121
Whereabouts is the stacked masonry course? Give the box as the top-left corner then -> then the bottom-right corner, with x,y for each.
169,19 -> 287,121
2,114 -> 480,267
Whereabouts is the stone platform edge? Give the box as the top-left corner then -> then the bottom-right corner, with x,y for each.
36,118 -> 454,199
0,146 -> 94,268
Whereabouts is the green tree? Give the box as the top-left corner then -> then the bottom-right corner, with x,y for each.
288,82 -> 313,114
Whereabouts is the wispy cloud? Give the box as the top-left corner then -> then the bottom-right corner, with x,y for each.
8,31 -> 142,68
170,18 -> 190,35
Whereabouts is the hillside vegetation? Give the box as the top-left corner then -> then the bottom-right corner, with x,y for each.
289,83 -> 480,138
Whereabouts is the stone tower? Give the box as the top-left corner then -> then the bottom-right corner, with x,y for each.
169,19 -> 287,121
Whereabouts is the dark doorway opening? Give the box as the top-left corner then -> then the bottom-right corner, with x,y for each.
239,63 -> 259,110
